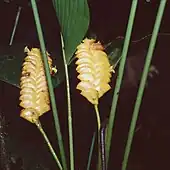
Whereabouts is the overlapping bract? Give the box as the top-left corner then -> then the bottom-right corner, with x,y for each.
19,47 -> 54,123
75,38 -> 114,105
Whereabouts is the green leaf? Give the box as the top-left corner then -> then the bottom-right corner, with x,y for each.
52,0 -> 90,64
0,44 -> 65,88
104,39 -> 124,69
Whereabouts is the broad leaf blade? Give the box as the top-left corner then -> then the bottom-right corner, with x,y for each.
52,0 -> 90,64
0,44 -> 64,88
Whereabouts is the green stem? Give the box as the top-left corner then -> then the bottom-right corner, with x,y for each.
9,6 -> 22,45
30,1 -> 67,170
35,120 -> 63,170
60,33 -> 74,170
122,1 -> 167,170
105,0 -> 138,168
94,104 -> 101,170
87,132 -> 96,170
94,104 -> 101,131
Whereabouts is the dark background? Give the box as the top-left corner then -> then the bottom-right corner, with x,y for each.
0,0 -> 170,170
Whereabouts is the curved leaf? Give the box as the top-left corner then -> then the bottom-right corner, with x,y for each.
52,0 -> 90,64
0,44 -> 65,88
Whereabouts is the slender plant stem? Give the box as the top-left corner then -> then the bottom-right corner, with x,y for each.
87,132 -> 96,170
105,0 -> 138,168
94,104 -> 101,131
35,120 -> 63,170
9,6 -> 22,45
94,104 -> 101,170
60,33 -> 74,170
116,32 -> 170,44
30,1 -> 67,170
122,1 -> 167,170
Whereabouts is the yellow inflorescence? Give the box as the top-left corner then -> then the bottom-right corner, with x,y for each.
19,47 -> 56,123
75,38 -> 114,105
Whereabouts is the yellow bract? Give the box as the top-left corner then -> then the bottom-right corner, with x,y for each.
19,47 -> 56,123
75,38 -> 114,105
